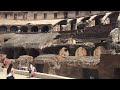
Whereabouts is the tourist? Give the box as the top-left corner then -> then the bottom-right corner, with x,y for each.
28,62 -> 36,78
31,66 -> 36,77
28,62 -> 33,78
2,57 -> 8,68
6,63 -> 15,79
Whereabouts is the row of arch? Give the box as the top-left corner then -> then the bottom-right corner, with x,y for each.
77,12 -> 120,29
0,12 -> 119,33
0,25 -> 50,33
1,46 -> 107,59
2,47 -> 40,59
58,46 -> 108,57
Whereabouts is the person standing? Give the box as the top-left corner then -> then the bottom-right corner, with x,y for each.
6,63 -> 15,79
28,62 -> 36,78
2,57 -> 8,68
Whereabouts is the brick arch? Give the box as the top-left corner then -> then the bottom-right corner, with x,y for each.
59,47 -> 69,57
75,47 -> 87,57
93,46 -> 108,56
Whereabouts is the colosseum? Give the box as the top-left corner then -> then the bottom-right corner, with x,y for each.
0,11 -> 120,79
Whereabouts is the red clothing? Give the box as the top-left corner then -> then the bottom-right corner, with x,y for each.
3,58 -> 7,65
31,67 -> 36,76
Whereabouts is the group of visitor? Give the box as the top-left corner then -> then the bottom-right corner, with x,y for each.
2,57 -> 36,79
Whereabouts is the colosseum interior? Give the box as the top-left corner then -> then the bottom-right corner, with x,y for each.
0,11 -> 120,79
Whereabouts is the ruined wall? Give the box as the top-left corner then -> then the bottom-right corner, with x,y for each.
34,54 -> 120,79
98,54 -> 120,79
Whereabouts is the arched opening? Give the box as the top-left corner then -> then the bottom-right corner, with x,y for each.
108,12 -> 119,24
0,26 -> 7,31
81,17 -> 90,27
77,24 -> 86,30
28,48 -> 39,58
31,26 -> 39,32
59,47 -> 69,57
10,26 -> 18,31
17,47 -> 27,58
94,15 -> 104,25
93,46 -> 108,56
4,48 -> 14,59
41,25 -> 49,33
20,26 -> 28,32
75,47 -> 87,57
54,20 -> 67,31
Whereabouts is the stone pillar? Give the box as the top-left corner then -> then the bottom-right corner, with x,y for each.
27,26 -> 31,33
66,23 -> 71,31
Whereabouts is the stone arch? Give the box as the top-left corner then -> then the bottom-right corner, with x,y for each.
4,48 -> 14,59
20,26 -> 28,32
10,25 -> 18,31
0,25 -> 7,31
28,48 -> 40,58
41,25 -> 49,33
31,26 -> 39,32
59,47 -> 69,57
94,15 -> 105,25
18,47 -> 27,57
93,46 -> 108,56
75,47 -> 87,57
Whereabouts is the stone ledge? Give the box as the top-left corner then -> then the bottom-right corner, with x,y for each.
14,70 -> 74,79
0,68 -> 74,79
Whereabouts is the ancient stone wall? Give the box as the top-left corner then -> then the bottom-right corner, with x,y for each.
34,54 -> 120,79
0,11 -> 106,20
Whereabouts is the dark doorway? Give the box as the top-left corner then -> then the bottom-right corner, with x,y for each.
20,26 -> 28,32
34,14 -> 37,20
10,26 -> 18,31
82,68 -> 99,79
114,68 -> 120,79
35,64 -> 44,73
31,26 -> 39,32
0,26 -> 7,31
41,25 -> 49,33
28,48 -> 39,58
18,47 -> 27,58
4,48 -> 14,59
